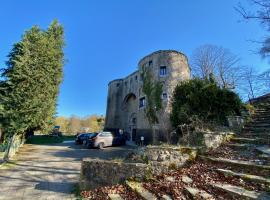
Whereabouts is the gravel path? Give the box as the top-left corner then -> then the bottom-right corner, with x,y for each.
0,141 -> 135,200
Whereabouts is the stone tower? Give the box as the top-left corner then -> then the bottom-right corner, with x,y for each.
105,50 -> 190,144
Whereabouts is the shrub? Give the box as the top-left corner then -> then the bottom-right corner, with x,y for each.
170,77 -> 242,128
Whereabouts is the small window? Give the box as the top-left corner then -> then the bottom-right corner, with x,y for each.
116,83 -> 120,87
139,97 -> 146,108
162,93 -> 168,100
125,81 -> 127,86
149,60 -> 153,66
135,75 -> 138,80
160,66 -> 167,76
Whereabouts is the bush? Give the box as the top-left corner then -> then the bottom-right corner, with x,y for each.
170,78 -> 242,128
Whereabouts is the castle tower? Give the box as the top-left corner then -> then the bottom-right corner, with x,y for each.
105,50 -> 190,144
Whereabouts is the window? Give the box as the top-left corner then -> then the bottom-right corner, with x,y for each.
135,75 -> 138,80
148,60 -> 153,66
139,97 -> 146,108
100,132 -> 113,137
160,66 -> 167,76
162,93 -> 168,100
116,83 -> 120,87
125,81 -> 127,86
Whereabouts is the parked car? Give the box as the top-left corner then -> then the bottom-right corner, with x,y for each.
75,133 -> 96,145
86,131 -> 126,149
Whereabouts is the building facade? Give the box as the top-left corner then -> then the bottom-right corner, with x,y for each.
104,50 -> 190,144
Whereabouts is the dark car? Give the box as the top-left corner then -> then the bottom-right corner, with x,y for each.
86,131 -> 126,149
75,133 -> 96,145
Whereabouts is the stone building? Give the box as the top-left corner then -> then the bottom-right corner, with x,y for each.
104,50 -> 190,144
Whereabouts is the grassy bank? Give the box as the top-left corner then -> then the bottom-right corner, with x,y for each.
26,135 -> 76,145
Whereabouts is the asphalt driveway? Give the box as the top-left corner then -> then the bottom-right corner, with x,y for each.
0,141 -> 136,200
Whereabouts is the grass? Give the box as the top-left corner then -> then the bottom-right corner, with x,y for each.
26,135 -> 63,144
62,135 -> 76,141
0,160 -> 17,169
71,183 -> 83,200
26,135 -> 76,145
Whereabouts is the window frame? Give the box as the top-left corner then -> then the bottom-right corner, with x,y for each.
139,97 -> 146,108
159,66 -> 167,76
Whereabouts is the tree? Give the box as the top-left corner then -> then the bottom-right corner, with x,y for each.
66,115 -> 81,133
170,77 -> 242,128
239,66 -> 267,100
259,68 -> 270,89
191,45 -> 240,89
236,0 -> 270,57
0,20 -> 65,140
55,115 -> 105,134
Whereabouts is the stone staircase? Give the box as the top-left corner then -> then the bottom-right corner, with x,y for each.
104,98 -> 270,199
84,95 -> 270,199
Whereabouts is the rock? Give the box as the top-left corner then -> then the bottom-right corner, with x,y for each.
182,175 -> 193,184
165,176 -> 175,182
126,181 -> 157,200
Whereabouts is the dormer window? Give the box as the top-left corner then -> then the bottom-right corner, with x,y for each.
160,66 -> 167,76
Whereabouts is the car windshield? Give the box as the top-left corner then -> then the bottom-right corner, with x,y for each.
87,132 -> 98,138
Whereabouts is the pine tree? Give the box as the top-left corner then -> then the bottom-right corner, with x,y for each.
0,20 -> 65,139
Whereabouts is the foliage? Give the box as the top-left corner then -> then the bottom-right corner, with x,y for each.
170,77 -> 242,128
141,66 -> 163,124
54,115 -> 105,134
0,20 -> 65,138
243,103 -> 256,115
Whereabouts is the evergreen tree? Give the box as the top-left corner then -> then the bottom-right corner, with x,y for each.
0,20 -> 65,139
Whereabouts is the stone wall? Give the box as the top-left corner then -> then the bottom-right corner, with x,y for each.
80,146 -> 198,190
141,146 -> 197,174
80,158 -> 150,190
3,134 -> 25,161
179,131 -> 234,150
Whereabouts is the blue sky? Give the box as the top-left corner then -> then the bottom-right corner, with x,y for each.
0,0 -> 269,117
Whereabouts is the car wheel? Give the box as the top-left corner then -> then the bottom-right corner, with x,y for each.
98,142 -> 104,149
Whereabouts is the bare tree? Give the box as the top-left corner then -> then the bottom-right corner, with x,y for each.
191,45 -> 240,89
259,68 -> 270,91
241,67 -> 259,99
236,0 -> 270,57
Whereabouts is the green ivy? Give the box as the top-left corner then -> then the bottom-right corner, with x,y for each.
141,66 -> 163,125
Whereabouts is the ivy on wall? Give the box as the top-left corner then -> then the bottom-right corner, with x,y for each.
141,66 -> 163,125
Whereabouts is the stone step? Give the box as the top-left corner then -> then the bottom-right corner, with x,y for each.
125,181 -> 157,200
239,133 -> 270,138
245,123 -> 270,128
184,186 -> 214,200
250,119 -> 270,124
216,168 -> 270,185
226,143 -> 253,150
108,193 -> 124,200
211,183 -> 270,199
243,127 -> 270,132
231,137 -> 269,145
199,156 -> 270,172
256,146 -> 270,156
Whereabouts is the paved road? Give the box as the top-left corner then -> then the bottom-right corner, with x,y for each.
0,141 -> 136,200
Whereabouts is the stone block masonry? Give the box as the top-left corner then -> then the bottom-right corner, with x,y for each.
80,158 -> 150,190
104,50 -> 190,144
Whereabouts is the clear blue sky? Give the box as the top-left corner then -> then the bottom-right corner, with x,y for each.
0,0 -> 269,117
